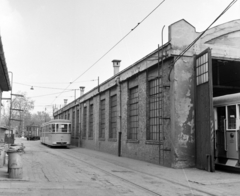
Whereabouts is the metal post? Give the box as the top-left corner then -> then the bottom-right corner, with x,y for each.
8,71 -> 13,135
98,77 -> 100,92
161,25 -> 165,165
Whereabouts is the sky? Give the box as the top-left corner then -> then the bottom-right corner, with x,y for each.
0,0 -> 239,115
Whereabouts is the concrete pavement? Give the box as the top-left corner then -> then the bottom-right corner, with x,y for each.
0,138 -> 239,196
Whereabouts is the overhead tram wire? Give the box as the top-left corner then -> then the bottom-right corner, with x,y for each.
71,0 -> 166,85
14,79 -> 97,85
14,82 -> 69,90
168,0 -> 238,81
28,90 -> 73,98
14,80 -> 97,90
51,0 -> 166,105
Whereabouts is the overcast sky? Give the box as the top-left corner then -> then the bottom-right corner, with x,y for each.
0,0 -> 239,114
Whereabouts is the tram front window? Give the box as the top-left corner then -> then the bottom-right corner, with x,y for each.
52,124 -> 55,132
56,124 -> 68,132
227,105 -> 236,129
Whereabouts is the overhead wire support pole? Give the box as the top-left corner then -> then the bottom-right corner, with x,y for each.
98,77 -> 100,93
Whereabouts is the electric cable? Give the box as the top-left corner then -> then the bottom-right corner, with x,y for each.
168,0 -> 238,81
28,90 -> 73,98
14,81 -> 96,90
51,0 -> 166,104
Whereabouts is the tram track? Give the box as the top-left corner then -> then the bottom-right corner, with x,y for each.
42,148 -> 163,196
44,147 -> 220,196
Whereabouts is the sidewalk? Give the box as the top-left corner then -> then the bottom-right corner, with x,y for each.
67,146 -> 240,194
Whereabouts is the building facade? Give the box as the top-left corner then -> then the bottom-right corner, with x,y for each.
54,19 -> 240,170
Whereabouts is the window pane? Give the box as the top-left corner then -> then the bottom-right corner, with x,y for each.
227,105 -> 236,129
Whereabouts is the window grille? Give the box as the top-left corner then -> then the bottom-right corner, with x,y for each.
99,99 -> 106,138
89,104 -> 93,138
196,53 -> 208,85
110,95 -> 117,139
83,106 -> 87,138
76,109 -> 79,137
147,77 -> 162,141
227,105 -> 236,129
128,87 -> 139,140
72,111 -> 75,137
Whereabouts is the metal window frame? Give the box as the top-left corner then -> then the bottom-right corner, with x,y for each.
147,77 -> 162,141
99,99 -> 106,138
128,86 -> 139,140
89,103 -> 94,138
76,109 -> 79,137
109,95 -> 117,139
72,110 -> 75,137
83,106 -> 87,138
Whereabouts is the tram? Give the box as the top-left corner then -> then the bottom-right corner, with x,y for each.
40,119 -> 71,147
213,93 -> 240,169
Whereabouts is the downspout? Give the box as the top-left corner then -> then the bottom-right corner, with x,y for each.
157,44 -> 161,164
116,76 -> 122,157
161,25 -> 165,165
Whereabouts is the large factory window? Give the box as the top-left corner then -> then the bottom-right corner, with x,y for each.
83,106 -> 87,138
72,111 -> 75,137
147,77 -> 162,141
128,86 -> 139,140
76,109 -> 79,137
99,99 -> 106,139
109,95 -> 117,139
88,103 -> 93,138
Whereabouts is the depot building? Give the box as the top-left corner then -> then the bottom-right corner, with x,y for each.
54,19 -> 240,171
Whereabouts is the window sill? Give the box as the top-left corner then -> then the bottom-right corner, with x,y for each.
108,138 -> 117,142
99,138 -> 105,141
82,137 -> 86,140
145,140 -> 163,145
127,140 -> 139,143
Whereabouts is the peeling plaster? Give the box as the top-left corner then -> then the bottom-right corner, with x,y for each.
187,110 -> 195,135
176,97 -> 192,127
178,132 -> 189,148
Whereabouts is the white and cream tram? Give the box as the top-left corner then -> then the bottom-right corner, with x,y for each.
40,119 -> 71,147
213,93 -> 240,168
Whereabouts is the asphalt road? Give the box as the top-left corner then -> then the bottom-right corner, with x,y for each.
0,138 -> 239,196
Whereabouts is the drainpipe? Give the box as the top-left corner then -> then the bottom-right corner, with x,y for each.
116,76 -> 122,157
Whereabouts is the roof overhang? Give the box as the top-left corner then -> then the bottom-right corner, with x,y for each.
0,36 -> 11,91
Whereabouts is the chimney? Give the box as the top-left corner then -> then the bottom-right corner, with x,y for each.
64,99 -> 68,106
112,60 -> 121,75
79,86 -> 85,96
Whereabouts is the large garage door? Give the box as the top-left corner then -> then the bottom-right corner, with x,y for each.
195,48 -> 215,172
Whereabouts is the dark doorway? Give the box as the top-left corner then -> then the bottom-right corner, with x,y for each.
212,59 -> 240,97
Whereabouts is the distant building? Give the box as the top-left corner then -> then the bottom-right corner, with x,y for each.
0,36 -> 11,126
54,19 -> 240,171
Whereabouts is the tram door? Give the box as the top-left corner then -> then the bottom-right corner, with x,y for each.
195,48 -> 215,172
226,105 -> 239,159
215,107 -> 227,159
215,105 -> 239,162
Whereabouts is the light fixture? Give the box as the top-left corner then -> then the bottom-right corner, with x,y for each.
30,86 -> 34,90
